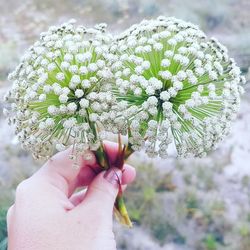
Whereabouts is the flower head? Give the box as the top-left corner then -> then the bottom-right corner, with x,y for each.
108,16 -> 245,158
4,20 -> 114,161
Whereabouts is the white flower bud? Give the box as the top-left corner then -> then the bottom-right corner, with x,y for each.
48,105 -> 58,115
75,89 -> 84,98
79,98 -> 89,108
45,118 -> 55,127
64,53 -> 73,62
88,63 -> 98,72
56,72 -> 65,81
47,63 -> 56,71
71,75 -> 81,84
160,91 -> 170,101
79,66 -> 88,75
39,94 -> 46,102
81,79 -> 91,88
59,94 -> 68,103
67,102 -> 77,112
161,59 -> 170,67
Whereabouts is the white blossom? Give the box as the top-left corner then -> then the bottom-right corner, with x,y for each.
109,16 -> 244,158
4,16 -> 245,162
4,20 -> 113,161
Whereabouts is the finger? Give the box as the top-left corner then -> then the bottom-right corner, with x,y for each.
69,142 -> 135,194
66,141 -> 123,195
6,205 -> 14,225
74,163 -> 136,190
7,204 -> 15,239
75,168 -> 122,217
74,163 -> 102,187
121,164 -> 136,184
69,189 -> 86,206
67,164 -> 136,205
34,147 -> 96,196
69,180 -> 130,208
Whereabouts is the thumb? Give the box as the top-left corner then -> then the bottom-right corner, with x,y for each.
82,167 -> 122,215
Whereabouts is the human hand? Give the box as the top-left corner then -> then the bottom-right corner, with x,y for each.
7,141 -> 136,250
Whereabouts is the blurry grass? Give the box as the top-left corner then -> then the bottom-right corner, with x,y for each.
204,234 -> 217,250
123,155 -> 250,249
0,208 -> 7,250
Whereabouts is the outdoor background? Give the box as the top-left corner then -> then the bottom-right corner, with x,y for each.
0,0 -> 250,249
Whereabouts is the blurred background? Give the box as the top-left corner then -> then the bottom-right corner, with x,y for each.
0,0 -> 250,249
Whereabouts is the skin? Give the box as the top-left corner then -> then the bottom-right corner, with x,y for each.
7,141 -> 136,250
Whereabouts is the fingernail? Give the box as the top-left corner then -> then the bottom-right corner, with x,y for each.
104,168 -> 122,188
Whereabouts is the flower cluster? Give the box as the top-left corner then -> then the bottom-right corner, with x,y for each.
4,16 -> 245,161
107,16 -> 245,158
4,20 -> 114,162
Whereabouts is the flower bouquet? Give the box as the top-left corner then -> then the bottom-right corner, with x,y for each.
4,17 -> 245,227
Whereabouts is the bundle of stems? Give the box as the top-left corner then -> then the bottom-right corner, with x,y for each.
95,134 -> 134,227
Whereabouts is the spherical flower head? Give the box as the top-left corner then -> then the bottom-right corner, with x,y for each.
109,16 -> 245,158
4,20 -> 114,161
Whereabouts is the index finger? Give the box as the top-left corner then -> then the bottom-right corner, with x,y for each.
35,147 -> 96,196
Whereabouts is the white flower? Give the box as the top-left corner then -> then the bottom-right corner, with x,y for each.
64,53 -> 73,62
89,113 -> 98,122
4,16 -> 245,162
160,91 -> 170,101
48,105 -> 58,115
45,118 -> 55,127
110,16 -> 244,158
79,98 -> 89,108
48,62 -> 56,71
161,59 -> 171,67
69,65 -> 78,74
61,61 -> 70,70
88,63 -> 98,72
39,94 -> 46,102
141,61 -> 150,69
79,66 -> 88,75
71,75 -> 81,84
59,94 -> 69,103
63,117 -> 77,129
159,70 -> 172,80
75,89 -> 84,98
153,42 -> 163,51
56,72 -> 65,81
67,102 -> 77,112
5,20 -> 113,160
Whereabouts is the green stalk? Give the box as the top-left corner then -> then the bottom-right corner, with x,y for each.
94,138 -> 134,227
86,109 -> 134,227
114,193 -> 133,227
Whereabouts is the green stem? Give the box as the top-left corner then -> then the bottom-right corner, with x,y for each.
95,143 -> 109,169
114,193 -> 133,227
94,139 -> 134,227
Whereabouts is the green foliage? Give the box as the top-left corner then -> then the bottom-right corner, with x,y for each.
150,216 -> 185,246
0,208 -> 7,250
125,159 -> 190,245
185,192 -> 199,209
0,238 -> 7,250
239,224 -> 250,237
143,187 -> 155,201
238,224 -> 250,250
124,156 -> 250,249
204,234 -> 217,250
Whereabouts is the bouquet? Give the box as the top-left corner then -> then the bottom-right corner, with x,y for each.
4,17 -> 245,227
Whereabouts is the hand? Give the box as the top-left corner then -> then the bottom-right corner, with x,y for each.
7,141 -> 136,250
